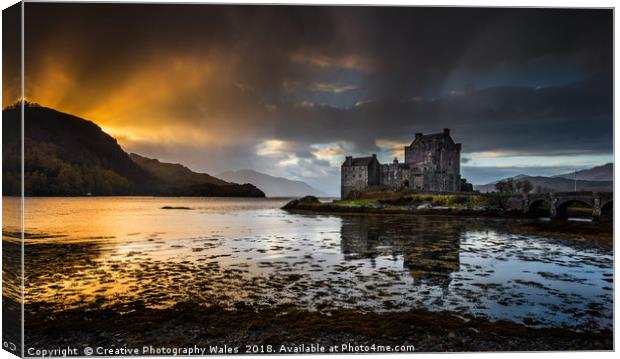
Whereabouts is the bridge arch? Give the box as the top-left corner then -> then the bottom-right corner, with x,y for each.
527,199 -> 551,217
555,199 -> 594,219
524,192 -> 612,222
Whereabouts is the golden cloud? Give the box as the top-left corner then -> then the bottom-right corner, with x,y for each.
308,82 -> 359,93
256,139 -> 291,157
375,138 -> 409,159
23,51 -> 272,151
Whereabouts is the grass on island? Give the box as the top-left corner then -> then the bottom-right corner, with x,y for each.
333,199 -> 377,207
334,193 -> 490,208
563,204 -> 594,218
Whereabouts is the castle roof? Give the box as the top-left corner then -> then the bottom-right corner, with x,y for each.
343,156 -> 377,167
410,129 -> 456,147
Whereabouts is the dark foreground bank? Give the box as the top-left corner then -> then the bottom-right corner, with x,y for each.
22,299 -> 612,353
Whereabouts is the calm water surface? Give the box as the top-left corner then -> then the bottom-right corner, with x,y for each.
5,197 -> 613,330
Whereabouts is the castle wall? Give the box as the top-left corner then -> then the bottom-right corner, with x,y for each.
404,145 -> 424,167
419,169 -> 460,192
368,160 -> 381,186
412,172 -> 425,189
341,166 -> 370,199
380,163 -> 409,188
341,158 -> 380,199
380,165 -> 460,192
406,139 -> 458,169
404,133 -> 461,192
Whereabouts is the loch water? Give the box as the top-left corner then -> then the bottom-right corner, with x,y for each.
2,197 -> 613,330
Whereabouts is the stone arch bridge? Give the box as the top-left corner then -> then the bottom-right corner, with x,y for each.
513,192 -> 613,222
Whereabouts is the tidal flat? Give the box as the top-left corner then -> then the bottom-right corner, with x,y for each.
2,197 -> 613,351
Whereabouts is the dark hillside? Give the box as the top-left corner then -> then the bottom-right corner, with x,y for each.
2,103 -> 263,197
3,104 -> 155,195
130,153 -> 229,187
129,153 -> 265,197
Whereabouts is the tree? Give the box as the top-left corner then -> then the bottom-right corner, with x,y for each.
515,180 -> 533,195
494,180 -> 506,193
495,179 -> 515,193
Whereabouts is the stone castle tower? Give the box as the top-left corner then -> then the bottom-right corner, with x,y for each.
341,129 -> 464,199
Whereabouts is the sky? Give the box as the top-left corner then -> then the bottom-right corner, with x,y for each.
5,4 -> 613,194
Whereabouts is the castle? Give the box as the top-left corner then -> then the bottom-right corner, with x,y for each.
341,128 -> 468,199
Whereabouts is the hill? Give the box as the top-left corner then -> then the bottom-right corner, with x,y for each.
217,169 -> 326,197
2,103 -> 264,197
475,175 -> 612,193
129,154 -> 264,197
552,163 -> 613,181
130,153 -> 229,187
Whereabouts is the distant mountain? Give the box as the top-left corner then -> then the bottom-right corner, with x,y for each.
552,163 -> 613,181
475,175 -> 612,193
217,169 -> 326,197
2,103 -> 264,197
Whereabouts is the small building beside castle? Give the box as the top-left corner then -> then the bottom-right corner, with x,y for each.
341,128 -> 467,199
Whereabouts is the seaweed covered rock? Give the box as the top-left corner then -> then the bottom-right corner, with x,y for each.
282,196 -> 320,209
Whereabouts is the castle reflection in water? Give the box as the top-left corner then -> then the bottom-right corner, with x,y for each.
339,215 -> 461,287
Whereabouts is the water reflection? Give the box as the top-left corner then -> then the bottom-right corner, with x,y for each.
340,216 -> 460,287
15,197 -> 614,331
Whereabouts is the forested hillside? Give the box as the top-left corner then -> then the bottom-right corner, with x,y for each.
2,103 -> 264,197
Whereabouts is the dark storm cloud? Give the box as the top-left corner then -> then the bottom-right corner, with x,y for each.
268,75 -> 612,155
14,3 -> 613,192
21,4 -> 612,101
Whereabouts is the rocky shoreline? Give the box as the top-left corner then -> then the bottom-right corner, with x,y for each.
24,300 -> 613,353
